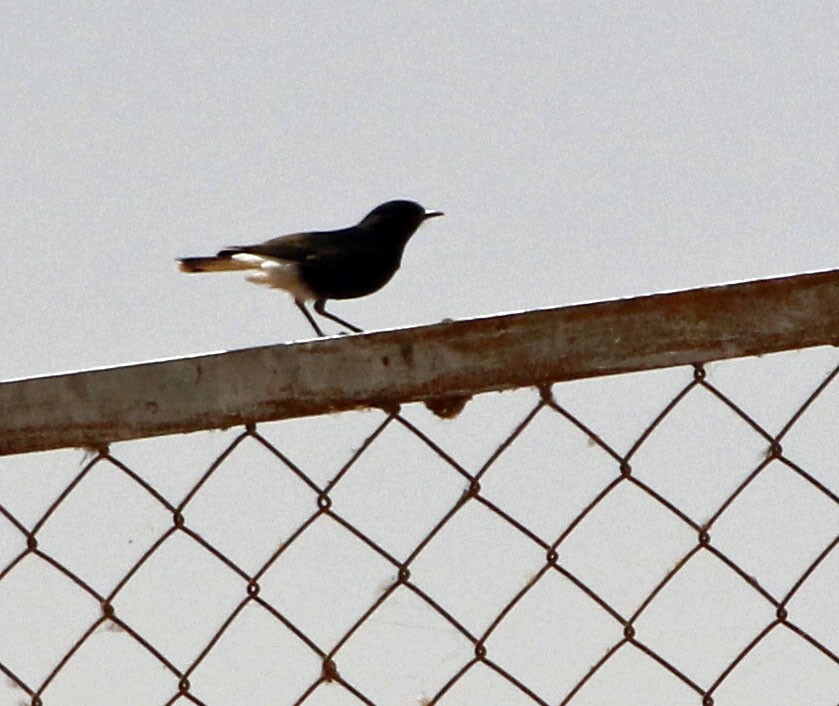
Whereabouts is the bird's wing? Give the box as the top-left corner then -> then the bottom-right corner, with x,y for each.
220,229 -> 355,263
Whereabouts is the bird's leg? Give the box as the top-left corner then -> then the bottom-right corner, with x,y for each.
314,299 -> 364,333
295,300 -> 326,337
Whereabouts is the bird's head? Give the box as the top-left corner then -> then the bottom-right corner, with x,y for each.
359,200 -> 444,240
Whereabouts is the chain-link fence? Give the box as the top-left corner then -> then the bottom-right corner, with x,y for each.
1,271 -> 837,706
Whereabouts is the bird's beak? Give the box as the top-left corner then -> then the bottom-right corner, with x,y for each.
423,210 -> 444,220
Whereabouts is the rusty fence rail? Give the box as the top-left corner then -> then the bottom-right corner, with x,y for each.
0,269 -> 837,706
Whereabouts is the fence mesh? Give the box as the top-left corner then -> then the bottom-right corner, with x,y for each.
1,346 -> 837,706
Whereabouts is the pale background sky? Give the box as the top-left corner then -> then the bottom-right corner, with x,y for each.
2,2 -> 838,377
0,3 -> 837,706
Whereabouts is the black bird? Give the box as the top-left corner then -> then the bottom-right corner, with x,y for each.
178,200 -> 443,336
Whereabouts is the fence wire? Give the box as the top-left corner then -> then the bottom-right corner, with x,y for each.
0,348 -> 837,706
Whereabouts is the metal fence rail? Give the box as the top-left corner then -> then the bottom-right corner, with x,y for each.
1,270 -> 837,706
2,268 -> 837,457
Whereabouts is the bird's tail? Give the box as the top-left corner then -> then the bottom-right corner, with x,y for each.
177,255 -> 253,273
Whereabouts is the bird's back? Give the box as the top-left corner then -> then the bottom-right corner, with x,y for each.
222,226 -> 407,300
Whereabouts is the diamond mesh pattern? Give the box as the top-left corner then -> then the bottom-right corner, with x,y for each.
1,350 -> 837,706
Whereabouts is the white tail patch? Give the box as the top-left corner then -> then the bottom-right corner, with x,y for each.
231,253 -> 270,267
234,254 -> 316,301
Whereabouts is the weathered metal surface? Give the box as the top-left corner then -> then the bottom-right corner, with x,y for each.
1,269 -> 837,456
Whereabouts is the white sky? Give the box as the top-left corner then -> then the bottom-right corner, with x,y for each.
0,4 -> 837,706
1,2 -> 837,376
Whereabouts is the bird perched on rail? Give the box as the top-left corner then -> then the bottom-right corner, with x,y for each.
178,199 -> 443,337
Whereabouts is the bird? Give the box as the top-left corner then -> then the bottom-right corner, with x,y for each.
178,199 -> 444,337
